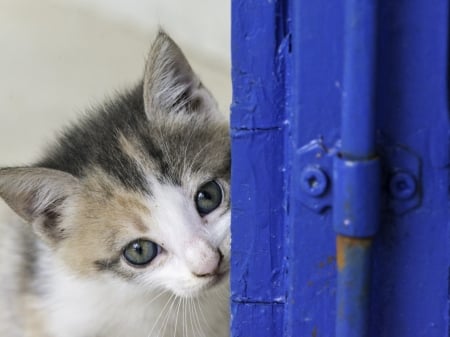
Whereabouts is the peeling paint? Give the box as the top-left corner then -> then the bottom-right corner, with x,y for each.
336,235 -> 371,271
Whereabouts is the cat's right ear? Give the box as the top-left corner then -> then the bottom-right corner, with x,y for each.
143,31 -> 220,118
0,167 -> 79,244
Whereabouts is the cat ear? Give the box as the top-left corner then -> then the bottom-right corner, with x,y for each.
0,167 -> 79,243
143,31 -> 219,117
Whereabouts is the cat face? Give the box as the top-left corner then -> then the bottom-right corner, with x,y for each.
0,32 -> 230,298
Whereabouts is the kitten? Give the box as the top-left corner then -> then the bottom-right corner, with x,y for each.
0,31 -> 230,337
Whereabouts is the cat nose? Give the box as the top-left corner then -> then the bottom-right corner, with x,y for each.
194,250 -> 223,278
185,239 -> 223,277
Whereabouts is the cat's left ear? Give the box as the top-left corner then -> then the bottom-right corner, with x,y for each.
0,167 -> 79,244
143,31 -> 220,117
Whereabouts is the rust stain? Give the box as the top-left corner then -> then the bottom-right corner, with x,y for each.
311,326 -> 318,337
318,255 -> 336,269
336,235 -> 372,271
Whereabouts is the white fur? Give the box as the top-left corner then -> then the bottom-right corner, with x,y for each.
134,180 -> 229,295
41,261 -> 229,337
41,180 -> 230,337
1,178 -> 230,337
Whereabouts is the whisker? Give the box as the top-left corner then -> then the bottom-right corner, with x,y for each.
173,296 -> 182,337
159,295 -> 178,337
147,293 -> 175,337
187,299 -> 193,337
183,298 -> 187,337
196,296 -> 214,336
147,289 -> 170,306
188,298 -> 199,337
213,287 -> 229,302
192,297 -> 206,337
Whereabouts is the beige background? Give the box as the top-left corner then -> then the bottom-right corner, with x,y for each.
0,0 -> 231,166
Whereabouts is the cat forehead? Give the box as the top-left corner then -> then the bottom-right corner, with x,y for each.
37,86 -> 230,193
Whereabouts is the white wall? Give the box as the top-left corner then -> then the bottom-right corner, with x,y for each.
0,0 -> 231,165
59,0 -> 231,66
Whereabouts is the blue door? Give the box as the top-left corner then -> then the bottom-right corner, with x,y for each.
230,1 -> 450,336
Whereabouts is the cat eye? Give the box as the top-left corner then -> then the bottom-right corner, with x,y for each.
123,239 -> 160,266
195,180 -> 223,216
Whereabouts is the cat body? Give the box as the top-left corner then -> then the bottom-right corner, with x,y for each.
0,32 -> 230,337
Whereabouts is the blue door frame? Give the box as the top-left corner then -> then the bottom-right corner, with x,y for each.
230,1 -> 450,336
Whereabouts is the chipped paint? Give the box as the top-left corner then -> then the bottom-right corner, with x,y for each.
336,236 -> 371,271
318,255 -> 336,269
336,235 -> 373,337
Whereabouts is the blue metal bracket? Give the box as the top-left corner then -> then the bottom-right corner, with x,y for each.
381,144 -> 422,215
296,140 -> 334,213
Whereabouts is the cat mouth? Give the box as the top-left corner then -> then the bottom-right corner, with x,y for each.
184,270 -> 229,298
209,270 -> 228,287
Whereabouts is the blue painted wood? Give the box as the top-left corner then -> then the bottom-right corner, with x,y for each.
286,2 -> 343,336
231,1 -> 287,130
231,0 -> 449,336
230,1 -> 289,335
371,1 -> 449,336
231,129 -> 285,303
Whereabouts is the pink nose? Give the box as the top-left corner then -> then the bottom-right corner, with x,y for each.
184,239 -> 222,277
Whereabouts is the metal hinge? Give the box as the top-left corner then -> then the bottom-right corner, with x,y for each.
295,139 -> 422,216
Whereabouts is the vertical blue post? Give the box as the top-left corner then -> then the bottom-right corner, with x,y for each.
370,1 -> 449,336
287,1 -> 343,335
230,1 -> 288,336
340,0 -> 377,159
333,1 -> 380,336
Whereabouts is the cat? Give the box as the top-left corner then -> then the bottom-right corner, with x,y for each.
0,31 -> 230,337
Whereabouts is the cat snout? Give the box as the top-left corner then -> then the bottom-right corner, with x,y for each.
185,239 -> 223,278
194,250 -> 223,278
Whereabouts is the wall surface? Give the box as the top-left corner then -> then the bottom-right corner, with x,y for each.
60,0 -> 230,66
0,0 -> 230,166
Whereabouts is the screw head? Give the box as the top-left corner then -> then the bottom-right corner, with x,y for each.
300,166 -> 329,197
389,171 -> 417,200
